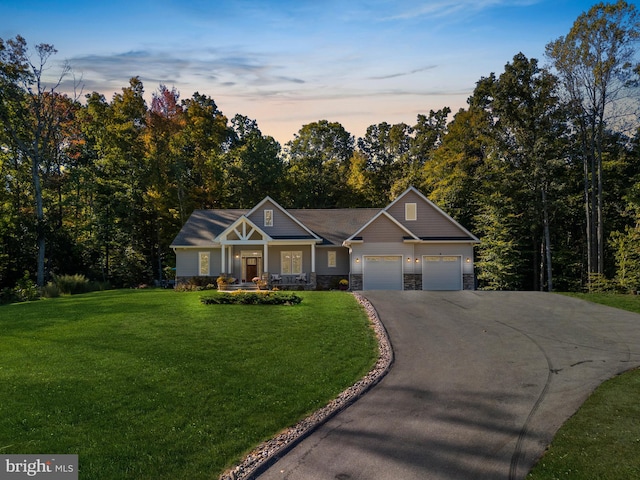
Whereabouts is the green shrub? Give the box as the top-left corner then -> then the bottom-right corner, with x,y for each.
12,272 -> 40,302
175,276 -> 217,292
41,282 -> 61,298
200,291 -> 302,305
52,273 -> 90,294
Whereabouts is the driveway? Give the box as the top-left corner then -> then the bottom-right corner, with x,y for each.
257,291 -> 640,480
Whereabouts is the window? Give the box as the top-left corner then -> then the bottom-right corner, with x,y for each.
264,209 -> 273,227
199,252 -> 210,276
281,251 -> 302,274
328,251 -> 337,268
405,203 -> 417,221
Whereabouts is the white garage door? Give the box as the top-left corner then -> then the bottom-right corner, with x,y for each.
363,256 -> 403,290
423,256 -> 462,290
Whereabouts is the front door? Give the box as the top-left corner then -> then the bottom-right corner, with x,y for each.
245,257 -> 258,282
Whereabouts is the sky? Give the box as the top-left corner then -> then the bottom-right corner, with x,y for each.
0,0 -> 612,145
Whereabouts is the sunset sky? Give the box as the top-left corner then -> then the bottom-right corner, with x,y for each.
1,0 -> 605,144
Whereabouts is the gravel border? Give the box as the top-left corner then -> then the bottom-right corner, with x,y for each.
219,292 -> 394,480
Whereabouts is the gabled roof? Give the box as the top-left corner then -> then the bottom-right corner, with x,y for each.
386,186 -> 480,243
290,208 -> 379,245
344,210 -> 419,244
170,209 -> 247,247
248,196 -> 322,242
170,187 -> 479,248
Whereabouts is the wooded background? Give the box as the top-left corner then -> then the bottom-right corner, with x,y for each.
1,2 -> 639,293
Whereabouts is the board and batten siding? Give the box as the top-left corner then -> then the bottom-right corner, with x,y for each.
246,201 -> 311,237
386,190 -> 467,238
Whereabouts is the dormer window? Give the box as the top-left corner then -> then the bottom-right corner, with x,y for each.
405,203 -> 417,221
264,209 -> 273,227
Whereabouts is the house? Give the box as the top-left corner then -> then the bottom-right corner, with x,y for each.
170,186 -> 479,290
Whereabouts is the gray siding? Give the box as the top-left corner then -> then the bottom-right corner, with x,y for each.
267,245 -> 313,275
315,246 -> 350,275
247,200 -> 312,237
360,215 -> 408,243
386,190 -> 467,238
175,248 -> 221,278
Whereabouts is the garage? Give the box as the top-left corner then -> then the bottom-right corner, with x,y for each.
422,255 -> 462,290
363,256 -> 403,290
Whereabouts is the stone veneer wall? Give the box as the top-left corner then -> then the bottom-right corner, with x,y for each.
350,274 -> 363,291
403,274 -> 422,290
463,273 -> 475,290
315,275 -> 349,290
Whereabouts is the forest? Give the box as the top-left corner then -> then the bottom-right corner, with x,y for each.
1,1 -> 639,296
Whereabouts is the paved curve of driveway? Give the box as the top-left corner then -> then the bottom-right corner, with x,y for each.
258,291 -> 640,480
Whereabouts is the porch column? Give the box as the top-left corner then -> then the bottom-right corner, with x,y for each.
221,244 -> 226,274
311,243 -> 316,272
263,243 -> 269,273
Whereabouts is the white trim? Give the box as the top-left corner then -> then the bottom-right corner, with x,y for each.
386,186 -> 480,242
219,215 -> 271,243
198,251 -> 211,276
405,202 -> 417,221
264,209 -> 273,227
345,211 -> 419,244
246,196 -> 322,242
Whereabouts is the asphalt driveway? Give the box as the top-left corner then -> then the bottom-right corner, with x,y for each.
257,291 -> 640,480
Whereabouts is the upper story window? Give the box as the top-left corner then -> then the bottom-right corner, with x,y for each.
264,209 -> 273,227
405,203 -> 417,221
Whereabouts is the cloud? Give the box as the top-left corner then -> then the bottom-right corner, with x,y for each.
61,47 -> 307,97
369,65 -> 438,80
385,0 -> 541,21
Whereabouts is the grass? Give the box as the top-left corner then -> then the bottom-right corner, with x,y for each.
527,293 -> 640,479
0,289 -> 378,479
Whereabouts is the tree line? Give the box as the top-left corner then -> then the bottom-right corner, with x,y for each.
1,1 -> 639,293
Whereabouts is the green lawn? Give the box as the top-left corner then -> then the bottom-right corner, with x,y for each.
527,293 -> 640,479
0,289 -> 378,479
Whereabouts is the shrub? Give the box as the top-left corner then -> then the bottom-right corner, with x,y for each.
52,273 -> 90,294
175,276 -> 217,292
200,291 -> 302,305
12,272 -> 40,302
42,283 -> 61,298
50,274 -> 108,295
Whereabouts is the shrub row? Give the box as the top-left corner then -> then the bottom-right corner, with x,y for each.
200,291 -> 302,305
1,273 -> 110,304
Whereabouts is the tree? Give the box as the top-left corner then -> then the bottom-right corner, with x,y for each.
0,35 -> 76,286
486,53 -> 570,291
285,120 -> 354,207
421,105 -> 492,229
357,122 -> 412,203
546,0 -> 640,280
225,114 -> 284,207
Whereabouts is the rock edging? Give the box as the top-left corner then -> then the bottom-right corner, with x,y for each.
219,292 -> 394,480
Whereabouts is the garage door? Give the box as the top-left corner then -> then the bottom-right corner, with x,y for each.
363,256 -> 403,290
423,255 -> 462,290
